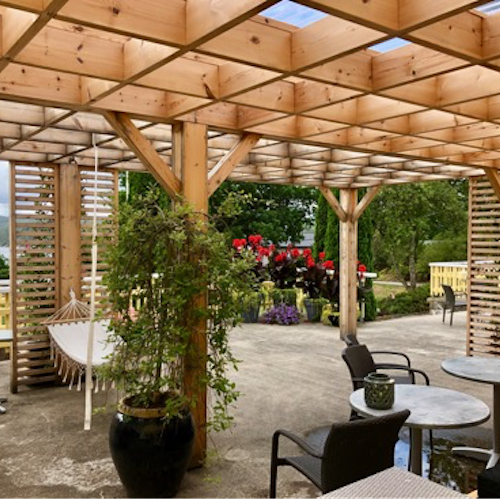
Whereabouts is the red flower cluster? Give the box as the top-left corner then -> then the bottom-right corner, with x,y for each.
323,260 -> 334,270
291,248 -> 300,259
303,249 -> 312,257
306,256 -> 316,268
248,234 -> 263,247
257,246 -> 270,257
358,263 -> 367,273
232,238 -> 247,250
275,252 -> 288,263
319,251 -> 326,261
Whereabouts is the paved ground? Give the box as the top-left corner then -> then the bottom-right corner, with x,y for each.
0,311 -> 493,498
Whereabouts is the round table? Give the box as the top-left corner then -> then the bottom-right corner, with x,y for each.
350,385 -> 490,476
442,356 -> 500,468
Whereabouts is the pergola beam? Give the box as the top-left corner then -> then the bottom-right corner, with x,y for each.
104,111 -> 181,198
208,133 -> 261,196
318,186 -> 348,222
352,186 -> 381,221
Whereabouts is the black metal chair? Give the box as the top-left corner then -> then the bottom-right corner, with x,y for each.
344,334 -> 412,369
442,284 -> 467,326
342,344 -> 429,390
269,410 -> 410,497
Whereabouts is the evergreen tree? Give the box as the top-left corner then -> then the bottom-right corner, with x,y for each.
324,202 -> 340,264
358,189 -> 377,321
312,193 -> 328,258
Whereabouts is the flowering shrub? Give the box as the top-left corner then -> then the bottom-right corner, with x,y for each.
263,304 -> 301,325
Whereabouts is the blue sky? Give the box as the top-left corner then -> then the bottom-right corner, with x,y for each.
262,1 -> 409,52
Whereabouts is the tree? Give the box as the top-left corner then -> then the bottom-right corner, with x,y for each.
0,255 -> 8,279
371,181 -> 468,290
312,193 -> 328,258
358,189 -> 376,320
209,181 -> 317,244
122,174 -> 317,245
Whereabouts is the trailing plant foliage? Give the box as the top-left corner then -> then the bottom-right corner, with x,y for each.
101,189 -> 255,431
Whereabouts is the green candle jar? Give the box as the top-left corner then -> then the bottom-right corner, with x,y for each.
364,373 -> 395,410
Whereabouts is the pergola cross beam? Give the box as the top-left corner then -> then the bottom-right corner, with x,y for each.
104,111 -> 182,199
208,133 -> 262,196
318,186 -> 348,222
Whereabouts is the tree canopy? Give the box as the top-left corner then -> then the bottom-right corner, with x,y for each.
371,181 -> 468,289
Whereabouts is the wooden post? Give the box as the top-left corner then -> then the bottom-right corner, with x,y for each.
59,164 -> 82,304
339,189 -> 358,339
9,163 -> 18,393
181,122 -> 209,468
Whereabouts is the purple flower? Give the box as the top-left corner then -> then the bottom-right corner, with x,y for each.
263,304 -> 300,325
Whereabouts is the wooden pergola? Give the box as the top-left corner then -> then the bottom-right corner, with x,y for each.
5,0 -> 500,465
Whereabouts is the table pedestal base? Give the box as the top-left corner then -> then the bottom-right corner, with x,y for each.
410,428 -> 423,475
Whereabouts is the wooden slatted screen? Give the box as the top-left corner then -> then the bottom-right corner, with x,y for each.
10,163 -> 59,391
468,176 -> 500,356
80,168 -> 118,307
10,163 -> 118,392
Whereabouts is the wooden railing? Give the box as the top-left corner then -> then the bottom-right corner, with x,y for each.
429,262 -> 468,297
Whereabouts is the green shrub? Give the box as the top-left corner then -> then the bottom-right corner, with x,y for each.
272,288 -> 297,307
378,284 -> 430,317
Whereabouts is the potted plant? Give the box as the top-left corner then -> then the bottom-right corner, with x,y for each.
301,252 -> 338,322
101,190 -> 253,498
241,291 -> 263,323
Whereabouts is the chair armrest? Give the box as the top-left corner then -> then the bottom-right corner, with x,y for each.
370,350 -> 411,367
375,364 -> 430,385
272,429 -> 324,459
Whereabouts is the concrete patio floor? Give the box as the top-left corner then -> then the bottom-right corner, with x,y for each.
0,311 -> 493,498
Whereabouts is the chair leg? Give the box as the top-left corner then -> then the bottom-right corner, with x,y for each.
270,433 -> 280,498
450,307 -> 453,326
442,305 -> 446,323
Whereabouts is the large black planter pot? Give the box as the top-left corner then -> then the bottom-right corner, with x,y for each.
109,405 -> 195,498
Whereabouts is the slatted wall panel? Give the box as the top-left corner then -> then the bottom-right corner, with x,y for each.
468,177 -> 500,356
80,168 -> 118,308
10,163 -> 59,391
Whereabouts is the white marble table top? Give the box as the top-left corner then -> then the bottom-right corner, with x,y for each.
350,385 -> 490,430
442,356 -> 500,385
319,467 -> 467,498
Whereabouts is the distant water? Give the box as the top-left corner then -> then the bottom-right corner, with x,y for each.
0,247 -> 8,261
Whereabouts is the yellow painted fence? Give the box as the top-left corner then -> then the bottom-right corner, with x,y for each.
429,262 -> 468,297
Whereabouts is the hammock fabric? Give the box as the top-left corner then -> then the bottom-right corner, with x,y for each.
43,288 -> 115,428
49,319 -> 113,392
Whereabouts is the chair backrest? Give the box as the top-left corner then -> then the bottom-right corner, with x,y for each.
342,344 -> 377,391
344,334 -> 359,347
442,284 -> 456,307
320,410 -> 410,493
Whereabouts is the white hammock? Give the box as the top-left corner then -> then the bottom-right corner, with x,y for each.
43,134 -> 107,430
43,290 -> 115,393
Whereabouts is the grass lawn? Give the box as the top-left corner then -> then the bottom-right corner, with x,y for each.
373,282 -> 405,300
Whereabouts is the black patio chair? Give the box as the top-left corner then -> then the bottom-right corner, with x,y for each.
442,284 -> 467,326
342,344 -> 429,391
269,410 -> 410,497
344,334 -> 412,369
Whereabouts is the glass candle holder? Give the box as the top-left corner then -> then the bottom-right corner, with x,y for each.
364,372 -> 395,410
